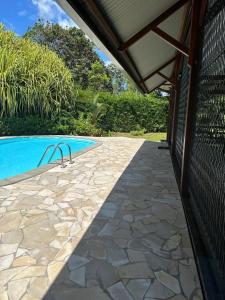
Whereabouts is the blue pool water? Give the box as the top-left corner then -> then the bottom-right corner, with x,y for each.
0,137 -> 96,180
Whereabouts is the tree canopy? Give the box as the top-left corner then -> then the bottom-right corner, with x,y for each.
25,21 -> 114,91
107,64 -> 128,93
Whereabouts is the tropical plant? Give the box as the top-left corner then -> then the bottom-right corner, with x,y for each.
89,93 -> 106,125
0,24 -> 74,117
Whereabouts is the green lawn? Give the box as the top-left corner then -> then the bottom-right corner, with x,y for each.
111,132 -> 167,142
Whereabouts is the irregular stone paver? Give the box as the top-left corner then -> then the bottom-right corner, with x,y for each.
155,271 -> 181,294
118,262 -> 154,279
67,255 -> 89,271
0,137 -> 203,299
126,279 -> 151,299
8,278 -> 29,300
107,282 -> 133,300
53,286 -> 110,300
96,261 -> 119,289
0,254 -> 14,271
145,279 -> 175,299
69,266 -> 86,286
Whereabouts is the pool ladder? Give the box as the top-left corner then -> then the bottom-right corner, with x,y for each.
37,142 -> 73,168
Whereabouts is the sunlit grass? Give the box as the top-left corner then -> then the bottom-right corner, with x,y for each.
111,132 -> 167,142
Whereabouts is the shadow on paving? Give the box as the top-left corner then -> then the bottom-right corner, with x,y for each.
43,141 -> 202,300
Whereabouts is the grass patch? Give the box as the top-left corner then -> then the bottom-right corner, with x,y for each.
110,132 -> 167,142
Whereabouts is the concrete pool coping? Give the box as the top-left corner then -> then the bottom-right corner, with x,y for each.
0,135 -> 102,187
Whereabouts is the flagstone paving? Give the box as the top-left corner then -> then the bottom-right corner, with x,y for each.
0,137 -> 203,299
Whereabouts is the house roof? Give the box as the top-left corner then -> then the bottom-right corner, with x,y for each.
56,0 -> 190,93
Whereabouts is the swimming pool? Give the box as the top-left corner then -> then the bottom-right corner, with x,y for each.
0,136 -> 97,181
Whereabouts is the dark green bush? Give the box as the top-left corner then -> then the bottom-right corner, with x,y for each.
76,90 -> 168,132
0,115 -> 103,137
0,91 -> 168,136
0,117 -> 56,135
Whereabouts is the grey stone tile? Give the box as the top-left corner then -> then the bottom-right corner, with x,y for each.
145,279 -> 175,299
155,271 -> 181,294
107,282 -> 133,300
118,262 -> 154,279
97,261 -> 119,289
126,279 -> 151,300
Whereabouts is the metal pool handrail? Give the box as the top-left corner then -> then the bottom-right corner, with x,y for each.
38,144 -> 66,168
37,144 -> 55,167
48,142 -> 73,165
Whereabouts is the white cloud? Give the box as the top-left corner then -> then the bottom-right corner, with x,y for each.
31,0 -> 77,28
18,10 -> 28,17
104,60 -> 112,66
58,18 -> 78,29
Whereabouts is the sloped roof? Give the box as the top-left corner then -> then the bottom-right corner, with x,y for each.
56,0 -> 190,93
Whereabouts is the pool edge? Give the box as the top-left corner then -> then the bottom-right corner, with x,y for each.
0,135 -> 102,187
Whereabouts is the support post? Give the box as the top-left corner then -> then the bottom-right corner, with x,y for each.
167,88 -> 175,146
171,75 -> 181,155
180,0 -> 207,197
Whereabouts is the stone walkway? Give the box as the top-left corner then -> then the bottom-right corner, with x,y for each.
0,137 -> 203,300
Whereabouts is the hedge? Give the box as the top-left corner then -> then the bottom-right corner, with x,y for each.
78,90 -> 169,132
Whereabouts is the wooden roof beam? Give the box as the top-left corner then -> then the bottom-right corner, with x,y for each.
152,27 -> 189,56
157,71 -> 175,86
118,0 -> 190,51
141,56 -> 177,83
83,0 -> 148,92
148,80 -> 167,93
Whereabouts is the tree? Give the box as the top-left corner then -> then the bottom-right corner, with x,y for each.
88,61 -> 112,92
0,24 -> 74,117
107,63 -> 128,93
25,21 -> 112,90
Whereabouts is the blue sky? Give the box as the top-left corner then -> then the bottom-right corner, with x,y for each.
0,0 -> 110,64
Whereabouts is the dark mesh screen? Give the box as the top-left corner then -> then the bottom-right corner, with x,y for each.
174,56 -> 190,174
188,0 -> 225,282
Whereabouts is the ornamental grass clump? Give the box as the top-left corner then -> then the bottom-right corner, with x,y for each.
0,24 -> 74,117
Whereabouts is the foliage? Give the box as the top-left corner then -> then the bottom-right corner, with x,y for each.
0,116 -> 56,135
107,64 -> 128,93
72,114 -> 102,136
76,92 -> 106,126
97,91 -> 168,132
88,61 -> 112,92
0,24 -> 168,136
130,125 -> 146,136
74,90 -> 168,133
25,21 -> 112,91
0,115 -> 103,137
0,24 -> 74,117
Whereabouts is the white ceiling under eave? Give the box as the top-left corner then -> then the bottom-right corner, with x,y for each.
56,0 -> 189,93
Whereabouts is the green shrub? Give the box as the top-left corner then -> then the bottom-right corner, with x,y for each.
0,24 -> 74,117
72,114 -> 102,136
76,90 -> 168,132
0,116 -> 56,135
0,115 -> 103,137
130,125 -> 146,136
